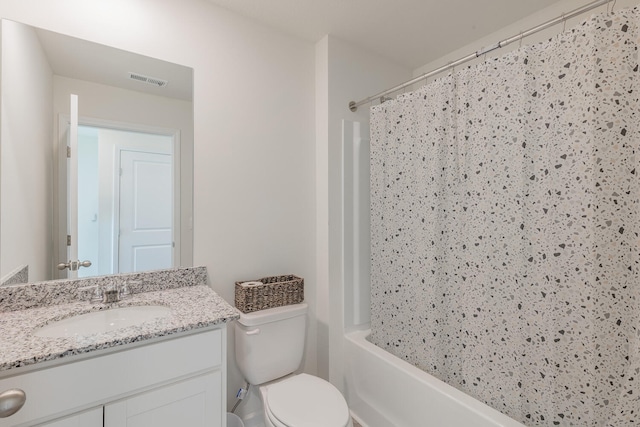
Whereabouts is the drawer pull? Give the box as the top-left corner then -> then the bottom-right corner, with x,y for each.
246,328 -> 260,336
0,389 -> 26,418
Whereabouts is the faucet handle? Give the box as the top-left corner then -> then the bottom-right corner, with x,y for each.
119,282 -> 129,299
91,284 -> 103,302
121,280 -> 142,298
78,284 -> 103,303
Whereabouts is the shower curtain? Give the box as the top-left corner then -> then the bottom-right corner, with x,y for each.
369,6 -> 640,426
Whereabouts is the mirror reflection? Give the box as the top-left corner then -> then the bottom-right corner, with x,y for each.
1,20 -> 194,285
75,125 -> 175,278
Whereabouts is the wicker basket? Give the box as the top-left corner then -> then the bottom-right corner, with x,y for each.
234,275 -> 304,313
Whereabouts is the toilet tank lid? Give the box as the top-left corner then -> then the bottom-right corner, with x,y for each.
237,302 -> 308,327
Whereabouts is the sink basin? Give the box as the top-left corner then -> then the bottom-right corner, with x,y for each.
35,305 -> 171,338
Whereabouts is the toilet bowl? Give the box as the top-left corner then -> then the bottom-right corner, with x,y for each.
234,303 -> 353,427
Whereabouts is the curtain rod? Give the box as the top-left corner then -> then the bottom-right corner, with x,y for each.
349,0 -> 613,112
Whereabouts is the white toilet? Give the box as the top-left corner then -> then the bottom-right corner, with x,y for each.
235,302 -> 353,427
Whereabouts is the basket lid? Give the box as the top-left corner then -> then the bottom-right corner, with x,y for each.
237,302 -> 307,327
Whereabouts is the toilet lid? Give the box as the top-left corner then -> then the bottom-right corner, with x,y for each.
265,374 -> 350,427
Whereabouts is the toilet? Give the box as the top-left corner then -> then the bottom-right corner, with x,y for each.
235,302 -> 353,427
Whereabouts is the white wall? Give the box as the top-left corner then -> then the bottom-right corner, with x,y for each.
0,20 -> 53,283
316,35 -> 411,386
0,0 -> 315,410
413,0 -> 637,80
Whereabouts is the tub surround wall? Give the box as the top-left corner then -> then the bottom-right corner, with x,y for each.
316,34 -> 411,385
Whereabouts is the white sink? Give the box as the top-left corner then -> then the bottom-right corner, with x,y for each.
35,305 -> 172,338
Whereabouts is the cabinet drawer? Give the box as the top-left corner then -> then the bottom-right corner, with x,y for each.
0,328 -> 222,426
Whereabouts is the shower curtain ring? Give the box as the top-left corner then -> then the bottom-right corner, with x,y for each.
519,31 -> 524,48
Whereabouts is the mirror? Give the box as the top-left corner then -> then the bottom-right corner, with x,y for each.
0,20 -> 194,285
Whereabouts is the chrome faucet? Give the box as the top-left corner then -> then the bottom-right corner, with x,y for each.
79,280 -> 135,304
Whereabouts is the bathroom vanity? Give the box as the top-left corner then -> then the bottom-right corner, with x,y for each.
0,267 -> 239,427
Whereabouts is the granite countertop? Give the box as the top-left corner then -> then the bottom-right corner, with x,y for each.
0,267 -> 240,373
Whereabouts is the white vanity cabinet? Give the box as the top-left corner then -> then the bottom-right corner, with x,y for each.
0,328 -> 226,427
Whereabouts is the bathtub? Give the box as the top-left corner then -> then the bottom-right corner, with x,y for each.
344,329 -> 526,427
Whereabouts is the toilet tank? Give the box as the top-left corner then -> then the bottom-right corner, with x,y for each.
235,302 -> 307,385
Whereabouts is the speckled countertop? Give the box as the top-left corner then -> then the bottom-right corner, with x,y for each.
0,267 -> 240,373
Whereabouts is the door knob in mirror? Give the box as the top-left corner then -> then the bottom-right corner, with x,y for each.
57,260 -> 92,271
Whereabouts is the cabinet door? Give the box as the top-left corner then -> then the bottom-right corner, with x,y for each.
37,407 -> 102,427
104,371 -> 221,427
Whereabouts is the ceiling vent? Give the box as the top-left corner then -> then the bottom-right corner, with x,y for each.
128,72 -> 168,88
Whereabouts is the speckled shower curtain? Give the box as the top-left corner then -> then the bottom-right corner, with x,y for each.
369,7 -> 640,426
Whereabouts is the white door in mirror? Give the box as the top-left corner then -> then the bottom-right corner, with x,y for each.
118,149 -> 173,273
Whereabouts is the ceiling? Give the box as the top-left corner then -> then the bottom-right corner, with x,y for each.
205,0 -> 564,69
34,26 -> 193,101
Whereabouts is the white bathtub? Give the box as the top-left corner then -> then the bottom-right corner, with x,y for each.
344,329 -> 526,427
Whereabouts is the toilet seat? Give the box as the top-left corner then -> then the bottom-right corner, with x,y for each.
264,374 -> 350,427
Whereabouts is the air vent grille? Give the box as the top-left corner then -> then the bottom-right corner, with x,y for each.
128,72 -> 168,88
